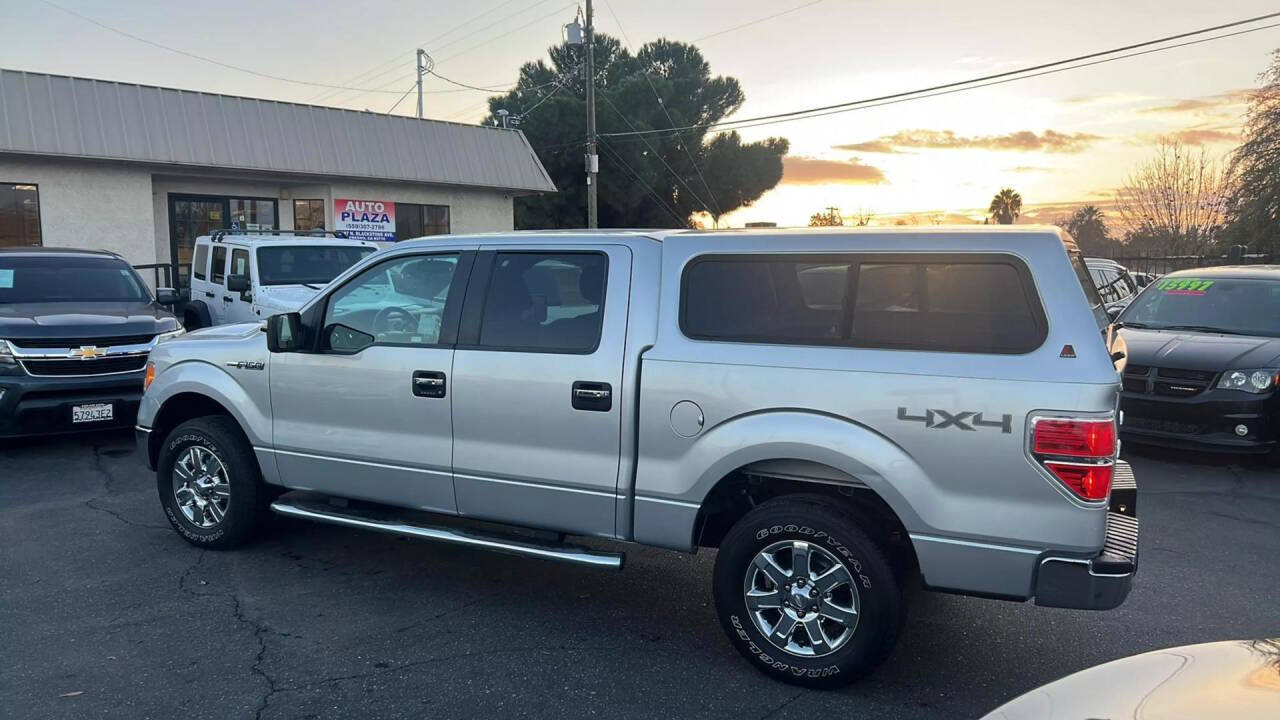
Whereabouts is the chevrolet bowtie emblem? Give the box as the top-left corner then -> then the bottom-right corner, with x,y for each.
70,346 -> 104,360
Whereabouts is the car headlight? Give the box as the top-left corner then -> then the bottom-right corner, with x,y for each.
156,327 -> 186,342
0,340 -> 14,365
1217,368 -> 1279,393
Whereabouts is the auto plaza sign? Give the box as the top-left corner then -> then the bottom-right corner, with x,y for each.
334,199 -> 396,241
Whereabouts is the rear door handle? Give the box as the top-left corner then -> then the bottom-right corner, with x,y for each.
204,291 -> 215,298
412,370 -> 447,398
572,381 -> 612,412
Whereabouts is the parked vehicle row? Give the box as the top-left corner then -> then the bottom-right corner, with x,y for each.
136,227 -> 1139,687
0,248 -> 184,437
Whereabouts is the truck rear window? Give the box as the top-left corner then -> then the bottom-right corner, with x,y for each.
680,253 -> 1048,354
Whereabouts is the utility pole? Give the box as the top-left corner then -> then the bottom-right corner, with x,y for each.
584,0 -> 598,228
416,48 -> 426,119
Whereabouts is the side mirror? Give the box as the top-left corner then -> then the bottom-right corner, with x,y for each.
1106,305 -> 1124,322
266,312 -> 303,353
226,274 -> 250,292
155,287 -> 179,305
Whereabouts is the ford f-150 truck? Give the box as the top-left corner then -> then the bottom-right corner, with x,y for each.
135,228 -> 1138,687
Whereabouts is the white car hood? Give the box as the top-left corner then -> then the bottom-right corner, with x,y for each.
255,284 -> 323,311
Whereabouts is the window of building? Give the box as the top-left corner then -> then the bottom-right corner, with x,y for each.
395,204 -> 450,240
681,254 -> 1046,354
323,254 -> 459,352
476,253 -> 607,353
293,199 -> 326,232
230,198 -> 276,231
192,243 -> 209,281
0,183 -> 41,247
211,245 -> 228,284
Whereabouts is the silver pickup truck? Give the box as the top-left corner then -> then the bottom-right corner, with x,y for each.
136,227 -> 1138,687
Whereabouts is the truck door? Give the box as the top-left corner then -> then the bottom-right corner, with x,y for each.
206,244 -> 229,324
450,245 -> 631,538
269,249 -> 472,513
225,247 -> 255,324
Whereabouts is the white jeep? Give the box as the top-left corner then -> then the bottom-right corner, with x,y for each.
183,231 -> 379,329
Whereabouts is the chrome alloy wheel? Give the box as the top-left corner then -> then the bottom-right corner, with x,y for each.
744,540 -> 860,657
172,445 -> 231,528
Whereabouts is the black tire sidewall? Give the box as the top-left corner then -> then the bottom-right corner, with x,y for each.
713,498 -> 902,688
157,417 -> 260,548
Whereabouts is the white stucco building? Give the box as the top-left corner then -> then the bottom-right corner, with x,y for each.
0,69 -> 555,286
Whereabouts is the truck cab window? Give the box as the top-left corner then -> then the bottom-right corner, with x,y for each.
323,254 -> 458,352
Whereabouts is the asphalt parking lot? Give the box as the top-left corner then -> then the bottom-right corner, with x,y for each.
1,431 -> 1277,720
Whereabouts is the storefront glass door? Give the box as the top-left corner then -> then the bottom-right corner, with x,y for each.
168,195 -> 277,288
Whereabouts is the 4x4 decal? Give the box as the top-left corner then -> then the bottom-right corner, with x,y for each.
897,407 -> 1012,433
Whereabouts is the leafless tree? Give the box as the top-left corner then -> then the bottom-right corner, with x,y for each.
849,208 -> 874,226
1115,139 -> 1230,255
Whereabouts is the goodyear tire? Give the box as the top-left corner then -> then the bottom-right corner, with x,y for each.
157,416 -> 264,550
712,495 -> 903,688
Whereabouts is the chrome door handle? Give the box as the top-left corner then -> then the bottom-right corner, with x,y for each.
415,377 -> 445,387
574,388 -> 609,399
571,381 -> 612,411
412,370 -> 447,398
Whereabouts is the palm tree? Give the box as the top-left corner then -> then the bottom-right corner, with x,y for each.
988,188 -> 1023,224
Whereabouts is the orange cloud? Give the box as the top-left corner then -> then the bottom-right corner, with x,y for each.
835,129 -> 1102,154
1139,89 -> 1252,115
782,156 -> 886,185
1166,128 -> 1240,145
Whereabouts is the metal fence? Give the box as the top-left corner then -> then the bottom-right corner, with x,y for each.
1102,252 -> 1275,276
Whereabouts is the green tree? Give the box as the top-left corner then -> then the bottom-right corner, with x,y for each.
1226,50 -> 1280,253
1059,205 -> 1114,254
809,207 -> 842,226
988,188 -> 1022,224
485,34 -> 788,229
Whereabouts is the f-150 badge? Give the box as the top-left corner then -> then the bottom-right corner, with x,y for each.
897,407 -> 1012,433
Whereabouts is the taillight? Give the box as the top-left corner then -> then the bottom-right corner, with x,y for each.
1033,418 -> 1116,458
1031,417 -> 1117,502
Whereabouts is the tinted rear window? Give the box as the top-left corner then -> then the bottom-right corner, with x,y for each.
681,254 -> 1047,354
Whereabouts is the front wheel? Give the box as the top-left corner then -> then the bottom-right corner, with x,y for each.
157,416 -> 265,549
712,495 -> 904,688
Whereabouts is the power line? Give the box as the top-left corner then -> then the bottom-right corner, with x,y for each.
700,21 -> 1280,135
598,139 -> 690,227
36,0 -> 414,95
598,93 -> 715,217
426,68 -> 516,93
600,11 -> 1280,138
600,0 -> 724,218
384,82 -> 420,115
308,0 -> 527,103
689,0 -> 827,44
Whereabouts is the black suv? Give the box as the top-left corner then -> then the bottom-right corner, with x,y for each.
1117,265 -> 1280,462
0,248 -> 184,437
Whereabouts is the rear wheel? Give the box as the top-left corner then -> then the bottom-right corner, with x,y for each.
157,416 -> 265,549
712,495 -> 903,688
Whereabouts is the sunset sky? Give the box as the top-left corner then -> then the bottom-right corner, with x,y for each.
3,0 -> 1277,227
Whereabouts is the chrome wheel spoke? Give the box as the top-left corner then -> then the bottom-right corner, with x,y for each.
801,618 -> 832,655
818,597 -> 858,627
752,552 -> 790,588
205,502 -> 225,524
745,589 -> 783,611
209,482 -> 231,499
770,614 -> 798,645
174,486 -> 197,505
812,564 -> 853,594
172,443 -> 230,528
174,463 -> 194,482
791,541 -> 812,579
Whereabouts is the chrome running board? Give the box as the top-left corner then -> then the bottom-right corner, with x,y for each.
270,499 -> 624,571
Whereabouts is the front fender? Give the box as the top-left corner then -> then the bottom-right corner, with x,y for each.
139,359 -> 271,447
633,410 -> 930,550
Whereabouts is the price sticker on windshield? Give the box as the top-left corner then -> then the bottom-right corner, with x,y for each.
0,269 -> 12,289
1156,277 -> 1214,296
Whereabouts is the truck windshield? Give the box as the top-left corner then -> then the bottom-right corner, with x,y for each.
1119,277 -> 1280,337
256,246 -> 375,286
0,255 -> 150,303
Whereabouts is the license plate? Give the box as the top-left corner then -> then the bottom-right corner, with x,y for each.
72,403 -> 114,423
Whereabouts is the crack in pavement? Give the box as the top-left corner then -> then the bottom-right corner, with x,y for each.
176,550 -> 284,720
758,691 -> 802,719
84,443 -> 168,530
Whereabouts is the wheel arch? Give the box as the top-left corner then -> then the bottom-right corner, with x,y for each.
140,360 -> 270,470
634,410 -> 931,556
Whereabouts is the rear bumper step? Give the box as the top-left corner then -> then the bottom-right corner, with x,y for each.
270,499 -> 625,571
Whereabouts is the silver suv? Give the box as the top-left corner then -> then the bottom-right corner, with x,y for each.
135,227 -> 1138,687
